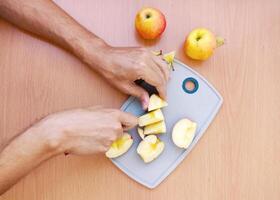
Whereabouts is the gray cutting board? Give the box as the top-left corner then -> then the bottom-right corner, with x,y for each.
111,59 -> 223,189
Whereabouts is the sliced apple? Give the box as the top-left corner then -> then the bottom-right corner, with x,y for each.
105,133 -> 133,158
148,94 -> 168,112
172,118 -> 197,149
163,51 -> 176,70
138,109 -> 164,127
163,51 -> 176,64
137,127 -> 145,139
137,135 -> 165,163
144,120 -> 166,135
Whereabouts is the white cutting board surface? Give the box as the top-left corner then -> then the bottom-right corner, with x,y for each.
111,59 -> 223,188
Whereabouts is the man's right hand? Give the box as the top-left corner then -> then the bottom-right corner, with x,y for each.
0,107 -> 137,194
36,107 -> 138,155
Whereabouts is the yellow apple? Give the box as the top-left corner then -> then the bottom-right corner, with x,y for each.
137,127 -> 145,140
172,118 -> 197,149
135,7 -> 166,40
138,109 -> 164,127
184,28 -> 224,61
144,121 -> 166,135
137,135 -> 165,163
148,94 -> 168,112
105,133 -> 133,158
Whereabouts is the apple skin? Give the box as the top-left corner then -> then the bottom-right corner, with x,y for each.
184,28 -> 216,61
135,7 -> 166,40
137,127 -> 145,140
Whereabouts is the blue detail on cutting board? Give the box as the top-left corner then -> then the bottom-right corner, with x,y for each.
182,77 -> 199,94
110,59 -> 223,189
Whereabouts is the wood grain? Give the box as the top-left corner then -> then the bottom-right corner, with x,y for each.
0,0 -> 280,199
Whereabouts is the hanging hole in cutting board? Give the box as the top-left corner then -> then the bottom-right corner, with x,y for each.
182,77 -> 199,94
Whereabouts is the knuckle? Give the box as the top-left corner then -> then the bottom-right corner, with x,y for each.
140,51 -> 149,59
109,109 -> 119,116
138,61 -> 146,68
111,134 -> 118,141
143,50 -> 150,57
135,65 -> 144,77
108,137 -> 115,143
139,47 -> 146,51
101,145 -> 109,152
104,139 -> 112,147
115,124 -> 122,132
112,121 -> 122,131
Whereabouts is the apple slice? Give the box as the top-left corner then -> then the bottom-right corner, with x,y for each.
138,109 -> 164,127
137,135 -> 165,163
105,133 -> 133,158
172,118 -> 197,149
144,120 -> 166,135
163,51 -> 176,64
163,51 -> 176,70
148,94 -> 168,112
137,127 -> 145,139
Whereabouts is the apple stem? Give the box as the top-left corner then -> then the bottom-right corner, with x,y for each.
151,50 -> 163,56
216,36 -> 225,47
171,64 -> 175,71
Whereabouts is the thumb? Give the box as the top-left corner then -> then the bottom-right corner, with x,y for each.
127,83 -> 150,110
116,111 -> 138,130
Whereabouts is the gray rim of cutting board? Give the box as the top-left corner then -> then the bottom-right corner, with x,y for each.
112,59 -> 223,189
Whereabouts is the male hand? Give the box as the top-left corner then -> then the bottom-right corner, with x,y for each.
36,107 -> 137,155
86,46 -> 170,110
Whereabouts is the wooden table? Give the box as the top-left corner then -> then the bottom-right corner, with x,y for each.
0,0 -> 279,199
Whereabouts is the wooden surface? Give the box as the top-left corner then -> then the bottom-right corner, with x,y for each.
1,0 -> 280,199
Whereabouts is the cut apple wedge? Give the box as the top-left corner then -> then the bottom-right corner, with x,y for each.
148,94 -> 168,112
138,109 -> 164,127
144,120 -> 166,135
105,133 -> 133,158
163,51 -> 176,71
163,51 -> 176,70
137,135 -> 165,163
137,127 -> 145,139
172,118 -> 197,149
163,51 -> 176,64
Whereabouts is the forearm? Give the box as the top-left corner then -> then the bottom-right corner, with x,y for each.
0,0 -> 107,68
0,125 -> 59,195
0,107 -> 136,195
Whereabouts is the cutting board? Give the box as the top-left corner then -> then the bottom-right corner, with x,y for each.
111,59 -> 223,188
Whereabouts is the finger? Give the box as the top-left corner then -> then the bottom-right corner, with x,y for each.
116,110 -> 138,130
115,124 -> 124,138
156,83 -> 167,100
86,105 -> 104,111
147,59 -> 167,86
129,84 -> 150,110
138,59 -> 167,99
152,55 -> 170,81
141,67 -> 167,100
117,82 -> 150,110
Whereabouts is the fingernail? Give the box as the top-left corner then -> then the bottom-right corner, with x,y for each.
142,97 -> 149,110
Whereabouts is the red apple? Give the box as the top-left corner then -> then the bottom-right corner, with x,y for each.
135,7 -> 166,40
